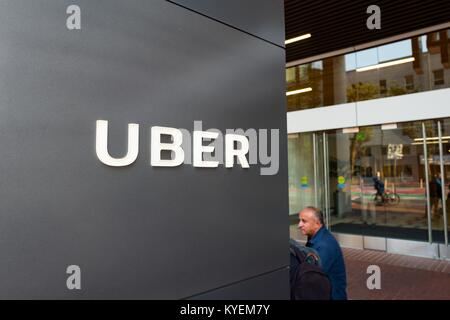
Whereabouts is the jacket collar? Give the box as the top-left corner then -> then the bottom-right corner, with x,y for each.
308,225 -> 326,246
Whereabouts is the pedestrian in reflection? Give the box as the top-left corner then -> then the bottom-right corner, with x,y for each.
373,175 -> 385,204
446,183 -> 450,219
431,173 -> 443,218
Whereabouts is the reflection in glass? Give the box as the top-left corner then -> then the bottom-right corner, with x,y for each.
287,119 -> 450,242
288,133 -> 326,240
327,123 -> 430,239
356,47 -> 378,68
435,119 -> 450,242
288,133 -> 316,215
286,28 -> 450,112
423,121 -> 440,225
378,39 -> 412,62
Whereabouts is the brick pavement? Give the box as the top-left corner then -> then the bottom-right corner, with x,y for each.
343,248 -> 450,299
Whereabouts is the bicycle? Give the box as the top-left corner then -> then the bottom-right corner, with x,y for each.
373,191 -> 400,205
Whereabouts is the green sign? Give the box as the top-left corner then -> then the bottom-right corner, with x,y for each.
300,176 -> 309,188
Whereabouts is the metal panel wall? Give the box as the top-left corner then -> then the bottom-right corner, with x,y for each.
169,0 -> 285,47
0,0 -> 288,299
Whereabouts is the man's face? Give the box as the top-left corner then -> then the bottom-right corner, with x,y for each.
298,209 -> 321,237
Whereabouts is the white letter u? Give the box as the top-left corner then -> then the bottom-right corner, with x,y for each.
96,120 -> 139,166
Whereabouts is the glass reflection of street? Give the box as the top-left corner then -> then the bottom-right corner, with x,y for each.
289,119 -> 450,243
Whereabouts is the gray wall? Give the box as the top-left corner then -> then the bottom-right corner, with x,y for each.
168,0 -> 285,47
0,0 -> 288,299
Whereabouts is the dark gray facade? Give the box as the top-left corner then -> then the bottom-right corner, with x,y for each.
169,0 -> 285,47
0,0 -> 288,299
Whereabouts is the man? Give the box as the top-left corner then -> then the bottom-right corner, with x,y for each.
298,206 -> 347,300
431,173 -> 443,218
373,174 -> 385,201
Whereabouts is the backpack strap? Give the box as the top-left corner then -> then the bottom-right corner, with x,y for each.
305,251 -> 320,265
290,243 -> 307,264
290,241 -> 321,266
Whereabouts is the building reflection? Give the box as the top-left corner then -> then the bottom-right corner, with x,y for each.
286,29 -> 450,112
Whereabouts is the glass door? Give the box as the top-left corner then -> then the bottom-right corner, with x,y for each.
316,132 -> 329,227
379,122 -> 428,235
287,118 -> 450,246
440,119 -> 450,249
434,119 -> 449,246
288,132 -> 327,240
327,121 -> 430,242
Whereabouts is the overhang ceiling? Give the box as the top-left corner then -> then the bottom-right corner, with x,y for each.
285,0 -> 450,63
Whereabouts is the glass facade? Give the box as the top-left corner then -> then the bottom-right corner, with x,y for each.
287,28 -> 450,112
288,119 -> 450,244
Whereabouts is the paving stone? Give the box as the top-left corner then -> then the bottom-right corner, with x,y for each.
343,248 -> 450,299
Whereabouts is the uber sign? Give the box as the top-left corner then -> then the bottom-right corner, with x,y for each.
0,0 -> 287,299
95,120 -> 280,175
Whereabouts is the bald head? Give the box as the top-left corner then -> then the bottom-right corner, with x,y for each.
298,206 -> 324,238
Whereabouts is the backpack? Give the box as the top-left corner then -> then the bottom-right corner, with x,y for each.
289,241 -> 331,300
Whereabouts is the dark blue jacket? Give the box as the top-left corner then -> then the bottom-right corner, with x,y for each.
306,226 -> 347,300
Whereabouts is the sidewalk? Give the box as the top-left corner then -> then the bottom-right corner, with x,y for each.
343,247 -> 450,299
